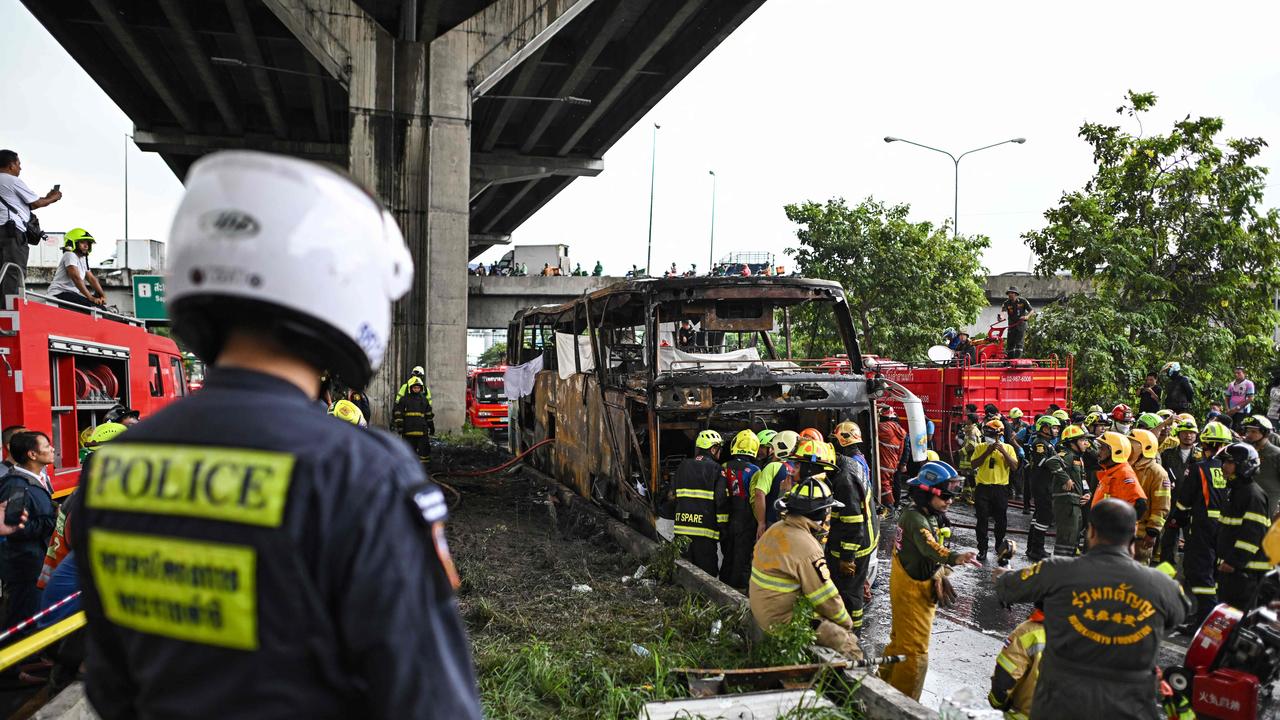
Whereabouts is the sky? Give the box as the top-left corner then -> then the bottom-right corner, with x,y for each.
3,0 -> 1280,275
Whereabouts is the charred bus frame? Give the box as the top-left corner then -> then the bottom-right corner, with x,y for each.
506,276 -> 923,530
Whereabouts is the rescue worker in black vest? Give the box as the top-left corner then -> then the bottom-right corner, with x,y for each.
997,286 -> 1034,359
671,429 -> 728,577
73,152 -> 480,718
1047,424 -> 1092,557
1216,442 -> 1273,608
750,473 -> 862,660
1167,419 -> 1232,630
971,419 -> 1018,564
1025,415 -> 1061,561
880,461 -> 979,700
392,376 -> 434,462
995,499 -> 1187,720
1158,415 -> 1200,564
396,364 -> 427,403
719,430 -> 761,589
829,422 -> 876,635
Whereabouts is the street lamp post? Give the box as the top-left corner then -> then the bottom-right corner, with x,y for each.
707,170 -> 717,272
883,136 -> 1026,238
645,123 -> 660,277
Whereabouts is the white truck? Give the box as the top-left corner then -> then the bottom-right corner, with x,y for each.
496,244 -> 571,275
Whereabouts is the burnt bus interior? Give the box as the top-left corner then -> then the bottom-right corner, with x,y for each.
507,277 -> 887,530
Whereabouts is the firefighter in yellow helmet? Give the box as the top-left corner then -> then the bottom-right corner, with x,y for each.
392,376 -> 434,463
750,454 -> 863,660
720,430 -> 762,589
329,399 -> 367,427
1128,428 -> 1170,564
671,430 -> 728,576
829,422 -> 876,635
1168,420 -> 1232,628
53,227 -> 107,308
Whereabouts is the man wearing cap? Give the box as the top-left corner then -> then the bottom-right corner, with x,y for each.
997,287 -> 1034,359
48,228 -> 106,309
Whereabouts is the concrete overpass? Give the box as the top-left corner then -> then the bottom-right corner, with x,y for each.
23,0 -> 769,428
466,271 -> 1094,330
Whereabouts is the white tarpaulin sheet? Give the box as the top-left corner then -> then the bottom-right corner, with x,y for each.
658,346 -> 761,373
555,332 -> 595,379
502,355 -> 543,399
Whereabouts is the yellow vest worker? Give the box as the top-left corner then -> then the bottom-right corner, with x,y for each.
988,607 -> 1045,720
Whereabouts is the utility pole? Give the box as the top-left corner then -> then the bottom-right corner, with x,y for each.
645,123 -> 660,277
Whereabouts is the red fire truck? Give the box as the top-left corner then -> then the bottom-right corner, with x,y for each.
0,290 -> 188,497
827,322 -> 1072,462
466,367 -> 508,433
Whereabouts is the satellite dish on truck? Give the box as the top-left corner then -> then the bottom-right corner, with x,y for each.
927,345 -> 954,364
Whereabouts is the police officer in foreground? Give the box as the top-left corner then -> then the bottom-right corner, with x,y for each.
995,499 -> 1188,720
73,152 -> 481,719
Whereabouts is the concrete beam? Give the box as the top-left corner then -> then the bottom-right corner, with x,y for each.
156,0 -> 243,135
470,233 -> 512,249
225,0 -> 290,139
519,0 -> 631,154
86,0 -> 199,133
468,0 -> 600,99
466,274 -> 618,328
557,0 -> 705,156
478,45 -> 547,152
132,130 -> 345,162
470,152 -> 603,200
260,0 -> 355,87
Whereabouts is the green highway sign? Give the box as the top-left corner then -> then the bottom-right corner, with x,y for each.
133,274 -> 167,320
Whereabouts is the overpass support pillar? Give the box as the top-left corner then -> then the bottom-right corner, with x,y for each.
264,0 -> 594,430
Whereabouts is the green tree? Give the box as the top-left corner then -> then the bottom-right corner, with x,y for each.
1023,91 -> 1280,409
478,342 -> 508,368
783,197 -> 989,361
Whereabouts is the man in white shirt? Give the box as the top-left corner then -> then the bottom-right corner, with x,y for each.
48,228 -> 106,309
0,150 -> 62,301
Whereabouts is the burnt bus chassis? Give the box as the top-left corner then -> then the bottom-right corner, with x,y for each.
507,276 -> 887,531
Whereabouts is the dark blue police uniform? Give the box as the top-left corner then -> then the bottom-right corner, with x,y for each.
74,368 -> 481,719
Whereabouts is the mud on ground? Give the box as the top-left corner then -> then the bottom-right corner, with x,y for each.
435,444 -> 753,719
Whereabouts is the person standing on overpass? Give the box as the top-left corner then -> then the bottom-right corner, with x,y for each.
994,499 -> 1187,720
73,152 -> 480,719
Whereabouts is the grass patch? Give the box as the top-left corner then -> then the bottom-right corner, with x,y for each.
437,425 -> 494,449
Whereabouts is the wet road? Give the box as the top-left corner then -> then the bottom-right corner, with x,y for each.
858,497 -> 1198,712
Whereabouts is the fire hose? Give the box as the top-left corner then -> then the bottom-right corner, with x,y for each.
432,437 -> 557,506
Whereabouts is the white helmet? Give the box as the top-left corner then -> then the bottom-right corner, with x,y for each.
167,152 -> 413,389
412,365 -> 425,377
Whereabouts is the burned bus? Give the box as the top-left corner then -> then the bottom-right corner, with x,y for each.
505,276 -> 928,529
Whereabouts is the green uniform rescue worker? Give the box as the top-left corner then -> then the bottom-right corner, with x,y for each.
752,430 -> 798,535
995,499 -> 1188,720
880,461 -> 978,700
720,431 -> 761,589
749,462 -> 863,660
671,430 -> 728,577
1216,442 -> 1273,608
1047,424 -> 1092,557
988,603 -> 1045,720
74,151 -> 480,719
829,421 -> 876,634
396,365 -> 429,403
1025,416 -> 1060,560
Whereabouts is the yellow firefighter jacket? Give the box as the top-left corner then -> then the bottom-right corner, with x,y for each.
1133,456 -> 1171,538
749,513 -> 852,632
988,610 -> 1044,720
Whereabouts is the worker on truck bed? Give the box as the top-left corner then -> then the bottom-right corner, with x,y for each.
50,228 -> 107,309
74,151 -> 481,719
997,286 -> 1033,359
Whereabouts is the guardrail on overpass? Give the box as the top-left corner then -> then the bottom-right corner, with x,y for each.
468,274 -> 621,328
